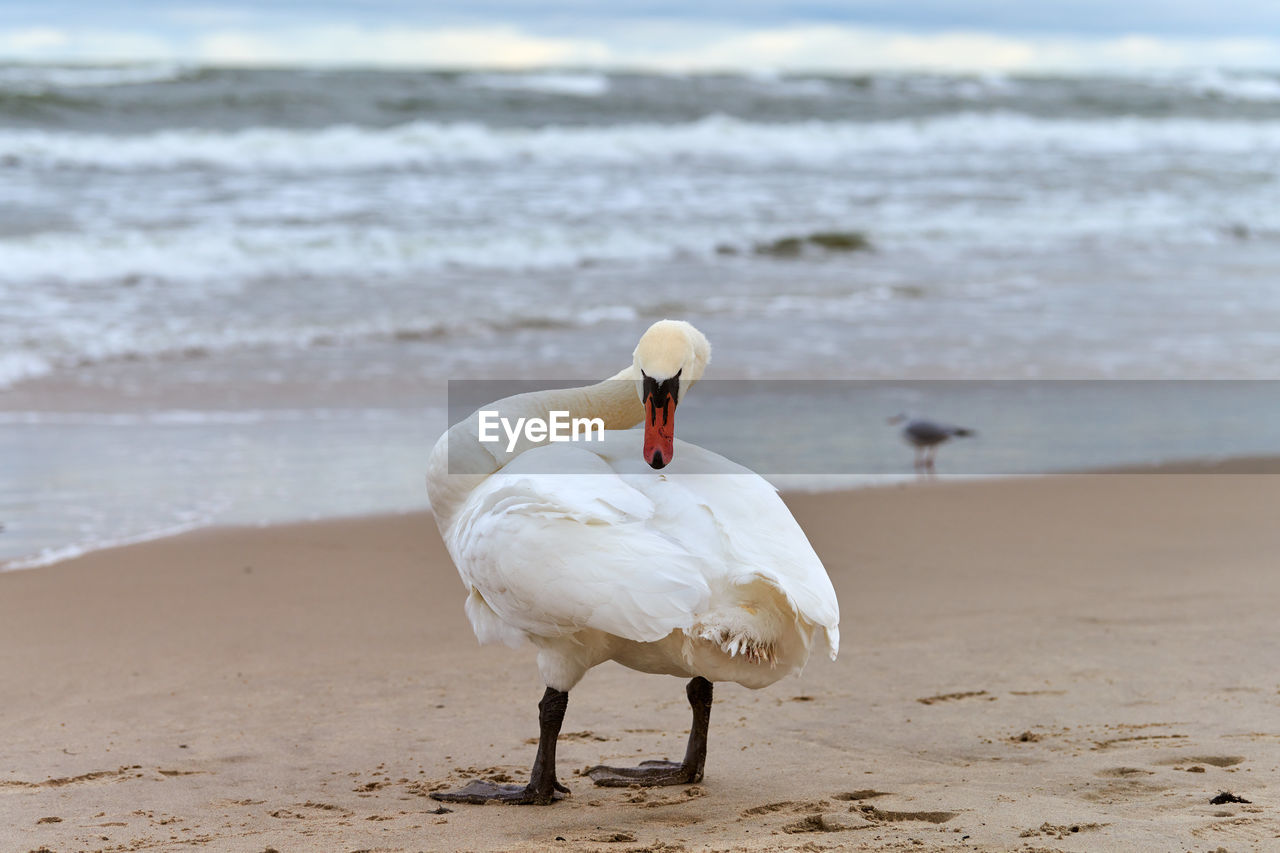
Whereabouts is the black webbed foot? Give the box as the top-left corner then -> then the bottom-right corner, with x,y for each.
586,759 -> 698,787
430,778 -> 568,805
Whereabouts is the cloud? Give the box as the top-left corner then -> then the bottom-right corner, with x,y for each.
615,25 -> 1280,72
195,25 -> 611,67
631,26 -> 1043,71
0,19 -> 1277,71
0,27 -> 69,53
0,27 -> 175,60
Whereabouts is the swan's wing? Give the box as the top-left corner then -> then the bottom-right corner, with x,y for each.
623,442 -> 841,658
445,439 -> 712,644
445,432 -> 839,659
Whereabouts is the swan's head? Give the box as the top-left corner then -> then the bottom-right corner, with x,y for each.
632,320 -> 711,470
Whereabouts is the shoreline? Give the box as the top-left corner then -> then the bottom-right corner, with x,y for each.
3,467 -> 1279,850
5,454 -> 1279,573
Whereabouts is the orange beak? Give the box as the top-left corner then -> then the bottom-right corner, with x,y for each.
642,373 -> 678,469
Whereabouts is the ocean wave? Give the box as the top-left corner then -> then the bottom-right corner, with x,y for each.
0,62 -> 192,94
5,112 -> 1280,172
1165,70 -> 1280,103
1,516 -> 211,572
0,224 -> 717,283
0,408 -> 412,426
0,300 -> 641,388
461,72 -> 611,96
742,71 -> 836,97
872,72 -> 1020,100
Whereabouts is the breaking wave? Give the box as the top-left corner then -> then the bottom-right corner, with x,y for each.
0,62 -> 193,93
5,112 -> 1280,172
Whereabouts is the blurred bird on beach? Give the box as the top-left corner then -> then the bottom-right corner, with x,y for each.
888,413 -> 976,474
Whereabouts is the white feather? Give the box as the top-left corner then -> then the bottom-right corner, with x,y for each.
435,429 -> 840,690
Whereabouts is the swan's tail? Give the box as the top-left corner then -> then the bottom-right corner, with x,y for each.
685,579 -> 801,670
693,622 -> 778,666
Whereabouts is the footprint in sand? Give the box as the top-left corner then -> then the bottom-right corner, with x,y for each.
916,690 -> 995,705
1078,779 -> 1167,803
1091,733 -> 1188,750
1096,767 -> 1155,778
854,804 -> 958,824
1191,816 -> 1280,844
782,813 -> 876,833
782,804 -> 957,833
740,801 -> 797,816
0,766 -> 137,788
741,799 -> 832,817
268,802 -> 352,820
1154,755 -> 1244,768
1019,821 -> 1106,840
639,786 -> 705,808
832,790 -> 891,801
745,793 -> 957,834
587,830 -> 637,842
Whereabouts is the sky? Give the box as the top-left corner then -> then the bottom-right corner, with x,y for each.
2,1 -> 1280,72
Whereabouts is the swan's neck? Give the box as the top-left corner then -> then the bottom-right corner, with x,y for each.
426,367 -> 643,531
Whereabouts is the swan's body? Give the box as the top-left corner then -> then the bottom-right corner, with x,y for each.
426,320 -> 839,804
443,430 -> 838,691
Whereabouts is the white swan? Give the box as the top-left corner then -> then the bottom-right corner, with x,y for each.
426,320 -> 840,804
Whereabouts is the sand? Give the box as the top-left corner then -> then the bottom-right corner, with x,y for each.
3,468 -> 1279,852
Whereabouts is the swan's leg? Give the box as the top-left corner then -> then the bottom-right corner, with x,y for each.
587,676 -> 713,787
430,687 -> 571,805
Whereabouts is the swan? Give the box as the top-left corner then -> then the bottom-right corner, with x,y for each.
425,320 -> 840,805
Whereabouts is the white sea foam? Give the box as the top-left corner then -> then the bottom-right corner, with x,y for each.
875,72 -> 1019,100
461,72 -> 611,96
0,408 -> 411,426
1180,70 -> 1280,103
0,351 -> 53,386
5,112 -> 1280,173
0,289 -> 644,386
747,74 -> 834,97
0,62 -> 190,93
1,517 -> 210,571
0,223 -> 707,283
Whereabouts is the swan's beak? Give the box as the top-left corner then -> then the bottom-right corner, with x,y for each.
642,374 -> 678,469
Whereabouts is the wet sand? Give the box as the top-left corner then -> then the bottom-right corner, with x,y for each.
3,466 -> 1279,851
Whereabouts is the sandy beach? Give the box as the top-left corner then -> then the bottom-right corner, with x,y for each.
3,466 -> 1279,852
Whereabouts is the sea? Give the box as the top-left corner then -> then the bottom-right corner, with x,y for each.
2,63 -> 1279,566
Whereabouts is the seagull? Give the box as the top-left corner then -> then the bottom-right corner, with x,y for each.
888,413 -> 975,474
